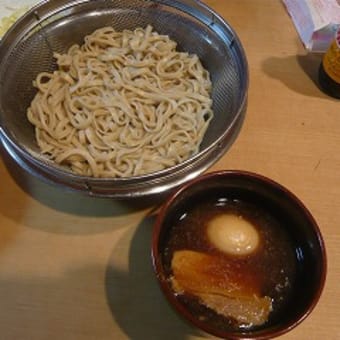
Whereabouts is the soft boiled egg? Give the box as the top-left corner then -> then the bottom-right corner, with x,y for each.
207,214 -> 260,256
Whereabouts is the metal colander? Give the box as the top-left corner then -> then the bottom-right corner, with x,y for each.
0,0 -> 248,199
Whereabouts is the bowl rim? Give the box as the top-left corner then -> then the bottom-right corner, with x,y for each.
151,169 -> 327,339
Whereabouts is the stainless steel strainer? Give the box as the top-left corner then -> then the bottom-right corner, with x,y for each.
0,0 -> 248,199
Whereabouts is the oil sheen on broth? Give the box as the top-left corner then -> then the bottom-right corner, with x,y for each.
163,194 -> 297,331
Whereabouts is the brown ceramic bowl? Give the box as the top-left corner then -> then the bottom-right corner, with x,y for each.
152,170 -> 326,339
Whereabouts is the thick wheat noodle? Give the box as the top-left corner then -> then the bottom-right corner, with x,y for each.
27,25 -> 214,178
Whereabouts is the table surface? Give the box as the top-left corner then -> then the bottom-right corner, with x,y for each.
0,1 -> 339,339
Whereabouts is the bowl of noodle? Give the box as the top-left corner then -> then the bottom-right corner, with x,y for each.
0,0 -> 248,198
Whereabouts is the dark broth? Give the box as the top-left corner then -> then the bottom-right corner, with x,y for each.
162,193 -> 298,332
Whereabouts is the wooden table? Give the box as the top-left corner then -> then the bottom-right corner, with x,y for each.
0,1 -> 339,339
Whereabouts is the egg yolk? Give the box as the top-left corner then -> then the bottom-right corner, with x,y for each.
207,214 -> 259,256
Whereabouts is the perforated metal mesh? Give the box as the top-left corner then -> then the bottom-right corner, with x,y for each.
0,0 -> 248,198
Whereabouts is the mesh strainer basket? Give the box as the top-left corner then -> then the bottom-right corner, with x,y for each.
0,0 -> 248,199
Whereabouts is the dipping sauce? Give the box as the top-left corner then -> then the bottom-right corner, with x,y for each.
162,193 -> 297,332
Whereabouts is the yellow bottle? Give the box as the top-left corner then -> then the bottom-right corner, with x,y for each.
319,28 -> 340,98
